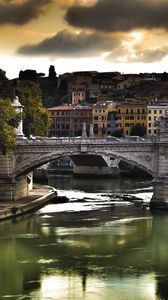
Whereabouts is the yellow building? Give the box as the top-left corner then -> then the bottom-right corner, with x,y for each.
116,99 -> 148,135
92,102 -> 108,137
147,104 -> 168,135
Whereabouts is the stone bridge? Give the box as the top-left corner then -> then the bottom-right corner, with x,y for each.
1,112 -> 168,208
14,138 -> 155,177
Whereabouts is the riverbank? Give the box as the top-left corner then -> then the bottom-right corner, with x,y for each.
0,185 -> 57,221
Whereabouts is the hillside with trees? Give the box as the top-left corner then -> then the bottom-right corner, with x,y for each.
15,80 -> 51,137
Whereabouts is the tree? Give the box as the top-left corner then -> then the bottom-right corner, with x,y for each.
161,72 -> 168,81
15,81 -> 51,137
0,98 -> 21,154
0,69 -> 14,99
48,65 -> 57,80
111,128 -> 124,137
130,124 -> 146,137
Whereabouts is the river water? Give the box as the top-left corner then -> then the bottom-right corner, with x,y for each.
1,175 -> 168,300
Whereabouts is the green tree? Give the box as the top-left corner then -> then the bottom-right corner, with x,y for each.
15,81 -> 51,137
0,98 -> 21,154
130,124 -> 146,137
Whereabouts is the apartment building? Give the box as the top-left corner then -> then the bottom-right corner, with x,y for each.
48,104 -> 93,137
116,99 -> 148,135
92,102 -> 108,137
147,104 -> 168,135
72,87 -> 86,105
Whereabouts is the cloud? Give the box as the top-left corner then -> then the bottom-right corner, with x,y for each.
17,27 -> 168,64
65,0 -> 168,32
55,0 -> 96,8
107,45 -> 168,63
17,29 -> 121,57
0,0 -> 53,25
134,46 -> 168,63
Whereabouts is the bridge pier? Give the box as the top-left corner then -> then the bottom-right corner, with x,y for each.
150,112 -> 168,209
0,155 -> 32,201
150,177 -> 168,209
0,174 -> 32,201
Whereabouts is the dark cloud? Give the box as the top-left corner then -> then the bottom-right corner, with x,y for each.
0,0 -> 53,25
17,30 -> 121,57
65,0 -> 168,32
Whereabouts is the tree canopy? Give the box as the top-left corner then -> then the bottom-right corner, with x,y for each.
0,98 -> 21,154
130,124 -> 146,137
15,80 -> 51,137
0,69 -> 14,99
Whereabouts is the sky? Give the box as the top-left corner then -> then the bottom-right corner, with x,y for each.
1,0 -> 168,79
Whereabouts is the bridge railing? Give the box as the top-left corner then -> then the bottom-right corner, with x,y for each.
16,136 -> 154,146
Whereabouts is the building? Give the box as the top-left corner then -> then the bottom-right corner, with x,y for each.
92,102 -> 108,137
147,104 -> 168,135
72,86 -> 86,105
88,83 -> 101,101
48,105 -> 71,137
106,102 -> 118,135
48,104 -> 93,137
116,99 -> 148,135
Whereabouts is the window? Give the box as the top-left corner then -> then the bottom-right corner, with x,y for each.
159,110 -> 162,114
154,110 -> 157,114
149,116 -> 151,121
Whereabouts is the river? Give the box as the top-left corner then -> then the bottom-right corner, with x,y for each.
0,175 -> 168,300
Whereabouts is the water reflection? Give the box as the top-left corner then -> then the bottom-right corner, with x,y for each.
0,177 -> 168,299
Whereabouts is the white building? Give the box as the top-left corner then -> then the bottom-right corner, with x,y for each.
147,104 -> 168,135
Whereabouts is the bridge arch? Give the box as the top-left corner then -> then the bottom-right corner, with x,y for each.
14,148 -> 154,178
